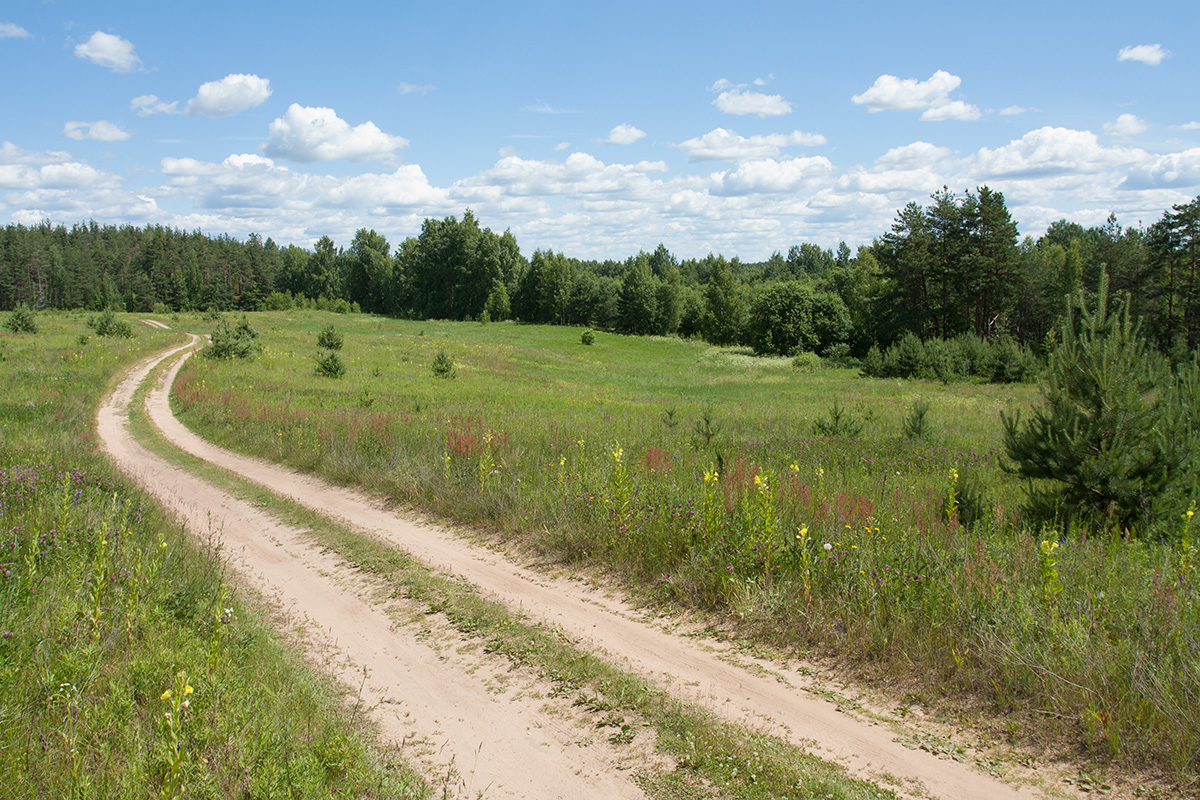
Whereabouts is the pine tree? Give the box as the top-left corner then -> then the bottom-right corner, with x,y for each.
1002,272 -> 1181,532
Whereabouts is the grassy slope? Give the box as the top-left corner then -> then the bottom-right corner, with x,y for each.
0,312 -> 424,799
172,311 -> 1199,790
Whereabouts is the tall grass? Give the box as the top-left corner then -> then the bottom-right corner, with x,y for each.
171,311 -> 1200,786
0,313 -> 423,799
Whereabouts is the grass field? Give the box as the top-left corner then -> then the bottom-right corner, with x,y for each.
0,313 -> 424,799
168,309 -> 1200,789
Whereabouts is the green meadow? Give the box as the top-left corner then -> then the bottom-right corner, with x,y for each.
172,310 -> 1200,786
0,313 -> 423,799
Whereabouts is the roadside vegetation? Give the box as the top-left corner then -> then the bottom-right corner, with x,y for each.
169,307 -> 1200,791
0,313 -> 423,799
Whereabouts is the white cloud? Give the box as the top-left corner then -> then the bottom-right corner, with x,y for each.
522,101 -> 578,114
398,82 -> 435,95
853,70 -> 960,112
920,100 -> 981,122
971,126 -> 1145,178
1,141 -> 73,166
1122,148 -> 1200,188
131,94 -> 179,116
1117,44 -> 1169,65
676,128 -> 826,162
262,104 -> 408,163
73,31 -> 141,73
1177,122 -> 1200,131
852,69 -> 979,121
1000,106 -> 1037,116
63,120 -> 131,142
1,22 -> 32,38
605,124 -> 646,145
553,142 -> 570,151
184,74 -> 271,118
875,141 -> 954,168
713,89 -> 792,118
711,156 -> 834,195
1104,113 -> 1149,139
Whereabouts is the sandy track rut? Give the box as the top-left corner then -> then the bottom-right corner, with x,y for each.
102,338 -> 1048,800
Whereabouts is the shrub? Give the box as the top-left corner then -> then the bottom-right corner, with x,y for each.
431,349 -> 456,379
581,329 -> 595,346
991,336 -> 1038,383
317,324 -> 343,351
790,351 -> 822,373
86,308 -> 133,338
861,344 -> 884,377
314,349 -> 346,378
812,399 -> 863,438
204,315 -> 261,360
4,303 -> 38,334
902,398 -> 931,439
264,291 -> 294,311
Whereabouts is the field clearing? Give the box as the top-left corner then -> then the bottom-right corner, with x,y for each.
171,310 -> 1199,789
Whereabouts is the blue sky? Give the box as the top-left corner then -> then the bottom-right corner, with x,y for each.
2,1 -> 1198,260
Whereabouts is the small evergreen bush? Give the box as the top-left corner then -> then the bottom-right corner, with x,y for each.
812,399 -> 863,438
902,399 -> 931,439
431,349 -> 456,379
581,329 -> 595,346
313,349 -> 346,378
86,308 -> 133,338
204,315 -> 261,360
317,324 -> 343,351
4,303 -> 38,334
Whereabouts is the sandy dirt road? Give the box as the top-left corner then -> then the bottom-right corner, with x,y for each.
100,338 -> 1061,800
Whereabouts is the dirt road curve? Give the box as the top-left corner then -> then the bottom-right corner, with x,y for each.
100,339 -> 1052,800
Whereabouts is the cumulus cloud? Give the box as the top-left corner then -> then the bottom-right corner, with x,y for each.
184,73 -> 271,118
971,126 -> 1146,178
1104,113 -> 1149,139
676,128 -> 826,162
262,104 -> 408,163
1178,122 -> 1200,131
398,82 -> 435,95
710,156 -> 834,195
131,94 -> 179,116
1,141 -> 73,166
74,31 -> 141,73
1118,44 -> 1169,65
605,124 -> 646,145
1,22 -> 32,38
1121,148 -> 1200,188
875,141 -> 954,168
713,89 -> 792,118
63,120 -> 131,142
708,78 -> 792,118
1001,106 -> 1036,116
852,70 -> 979,121
920,100 -> 981,122
553,142 -> 570,151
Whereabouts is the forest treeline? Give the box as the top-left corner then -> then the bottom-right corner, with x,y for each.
4,189 -> 1198,360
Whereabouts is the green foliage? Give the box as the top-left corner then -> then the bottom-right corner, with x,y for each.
86,308 -> 134,338
902,399 -> 931,440
1003,273 -> 1192,534
316,324 -> 343,351
580,328 -> 595,346
4,302 -> 38,334
313,349 -> 346,378
790,351 -> 822,372
812,399 -> 863,438
204,315 -> 260,360
431,349 -> 456,379
860,331 -> 1038,384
